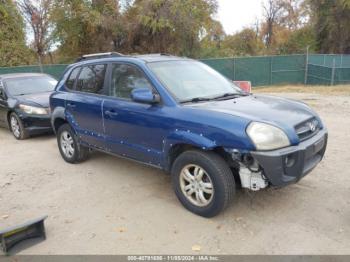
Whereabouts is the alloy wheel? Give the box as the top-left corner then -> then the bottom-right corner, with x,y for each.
60,131 -> 75,158
179,164 -> 214,207
10,116 -> 21,138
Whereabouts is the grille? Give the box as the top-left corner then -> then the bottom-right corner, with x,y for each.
295,118 -> 320,141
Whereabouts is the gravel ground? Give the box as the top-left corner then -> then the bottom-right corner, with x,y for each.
0,92 -> 349,255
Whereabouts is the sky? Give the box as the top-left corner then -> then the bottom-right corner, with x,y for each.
216,0 -> 266,35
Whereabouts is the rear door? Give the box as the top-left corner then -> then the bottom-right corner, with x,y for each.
103,63 -> 166,165
65,63 -> 108,149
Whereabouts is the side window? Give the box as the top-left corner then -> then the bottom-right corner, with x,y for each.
76,64 -> 107,94
66,67 -> 80,90
111,63 -> 153,99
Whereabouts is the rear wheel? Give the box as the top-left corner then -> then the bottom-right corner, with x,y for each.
171,150 -> 235,217
9,113 -> 29,140
57,124 -> 89,163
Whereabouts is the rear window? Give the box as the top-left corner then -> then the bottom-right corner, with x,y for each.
5,76 -> 57,96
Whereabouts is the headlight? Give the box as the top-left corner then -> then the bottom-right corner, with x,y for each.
19,104 -> 48,115
247,122 -> 290,151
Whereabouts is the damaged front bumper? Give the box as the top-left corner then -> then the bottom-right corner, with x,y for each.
251,128 -> 328,187
17,111 -> 52,135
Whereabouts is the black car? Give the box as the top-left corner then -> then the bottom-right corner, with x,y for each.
0,73 -> 57,139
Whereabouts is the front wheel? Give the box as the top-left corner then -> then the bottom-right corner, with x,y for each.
9,113 -> 29,140
171,150 -> 236,217
57,124 -> 89,164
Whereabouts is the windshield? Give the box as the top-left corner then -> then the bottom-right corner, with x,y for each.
5,76 -> 57,96
148,60 -> 243,102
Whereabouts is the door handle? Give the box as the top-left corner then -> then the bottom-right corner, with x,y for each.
67,103 -> 76,108
105,110 -> 118,117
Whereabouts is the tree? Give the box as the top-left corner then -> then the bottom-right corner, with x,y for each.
262,0 -> 283,48
51,0 -> 121,60
202,19 -> 225,48
343,0 -> 350,8
198,20 -> 228,58
18,0 -> 53,66
311,0 -> 350,54
0,0 -> 33,66
222,28 -> 265,56
260,0 -> 314,54
277,25 -> 316,54
124,0 -> 218,57
278,0 -> 311,30
90,0 -> 123,52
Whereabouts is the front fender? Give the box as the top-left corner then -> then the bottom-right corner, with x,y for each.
163,129 -> 217,160
165,129 -> 217,149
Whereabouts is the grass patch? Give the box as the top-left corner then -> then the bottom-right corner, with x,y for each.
254,85 -> 350,95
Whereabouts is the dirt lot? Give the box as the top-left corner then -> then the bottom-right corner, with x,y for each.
1,88 -> 350,255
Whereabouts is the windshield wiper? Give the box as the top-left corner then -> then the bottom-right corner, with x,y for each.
213,93 -> 248,101
181,97 -> 212,104
181,93 -> 249,104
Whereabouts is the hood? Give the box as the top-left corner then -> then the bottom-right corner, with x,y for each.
186,94 -> 316,128
16,92 -> 52,108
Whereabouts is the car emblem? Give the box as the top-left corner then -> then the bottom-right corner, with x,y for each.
309,120 -> 318,132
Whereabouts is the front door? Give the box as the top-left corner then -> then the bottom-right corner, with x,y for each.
103,63 -> 166,165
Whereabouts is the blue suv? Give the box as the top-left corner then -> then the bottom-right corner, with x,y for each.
50,53 -> 328,217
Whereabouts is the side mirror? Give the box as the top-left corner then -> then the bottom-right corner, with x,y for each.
131,88 -> 160,104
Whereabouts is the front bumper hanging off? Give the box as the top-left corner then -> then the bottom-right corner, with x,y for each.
251,129 -> 328,187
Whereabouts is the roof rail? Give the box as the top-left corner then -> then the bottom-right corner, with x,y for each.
135,53 -> 174,57
75,52 -> 124,62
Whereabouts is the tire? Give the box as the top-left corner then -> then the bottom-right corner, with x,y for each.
171,150 -> 235,217
9,112 -> 29,140
57,123 -> 89,164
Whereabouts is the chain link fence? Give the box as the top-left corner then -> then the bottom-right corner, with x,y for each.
0,54 -> 349,86
306,54 -> 350,85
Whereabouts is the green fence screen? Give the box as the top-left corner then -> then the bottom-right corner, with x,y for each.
0,64 -> 67,80
201,54 -> 350,86
1,54 -> 350,86
201,55 -> 306,86
306,54 -> 350,85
